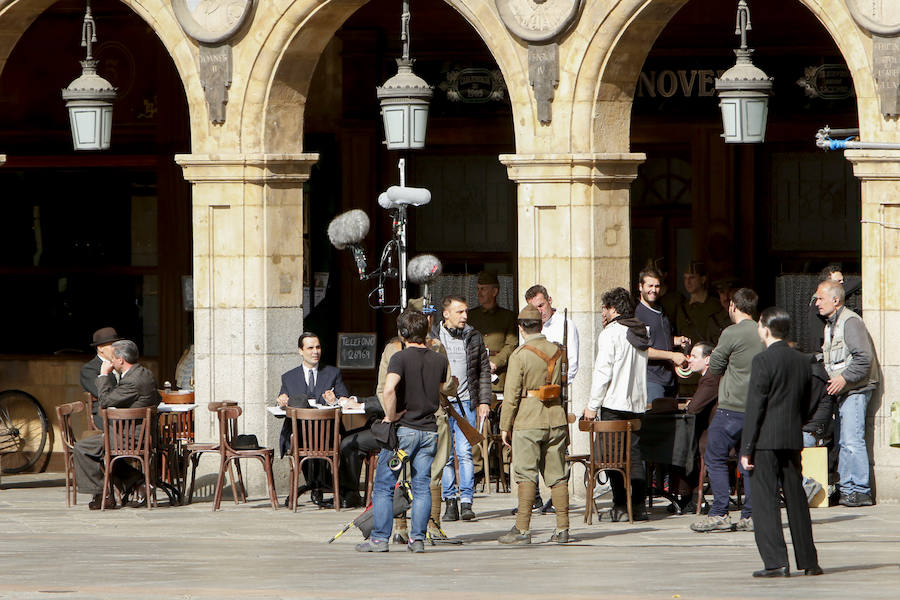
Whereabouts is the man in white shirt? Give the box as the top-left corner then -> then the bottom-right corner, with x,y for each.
584,287 -> 650,521
525,285 -> 579,382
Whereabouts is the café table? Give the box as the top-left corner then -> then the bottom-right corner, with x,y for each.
157,402 -> 197,502
639,410 -> 698,513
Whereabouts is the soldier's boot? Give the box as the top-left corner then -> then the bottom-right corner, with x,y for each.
429,485 -> 443,529
550,483 -> 571,543
514,481 -> 538,534
392,517 -> 409,544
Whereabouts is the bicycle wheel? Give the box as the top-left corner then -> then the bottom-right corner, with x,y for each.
0,389 -> 49,474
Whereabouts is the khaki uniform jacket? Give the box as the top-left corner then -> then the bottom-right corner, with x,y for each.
500,333 -> 566,432
467,305 -> 518,392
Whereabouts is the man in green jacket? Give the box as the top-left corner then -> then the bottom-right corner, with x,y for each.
691,288 -> 765,533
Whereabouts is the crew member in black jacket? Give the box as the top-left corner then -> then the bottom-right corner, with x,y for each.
741,307 -> 823,577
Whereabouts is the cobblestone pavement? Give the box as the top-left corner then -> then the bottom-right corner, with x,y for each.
0,474 -> 898,599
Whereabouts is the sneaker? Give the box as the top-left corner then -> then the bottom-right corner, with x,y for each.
460,502 -> 476,521
549,529 -> 570,544
690,514 -> 732,532
407,539 -> 425,553
608,505 -> 629,522
392,530 -> 409,545
733,516 -> 753,532
443,499 -> 459,521
355,539 -> 388,553
498,526 -> 531,545
855,492 -> 875,506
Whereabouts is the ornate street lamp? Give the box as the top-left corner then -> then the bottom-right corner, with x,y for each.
715,0 -> 773,143
376,0 -> 432,150
62,1 -> 117,151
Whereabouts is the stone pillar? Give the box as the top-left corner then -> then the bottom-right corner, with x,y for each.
845,149 -> 900,501
499,153 -> 644,497
176,153 -> 319,495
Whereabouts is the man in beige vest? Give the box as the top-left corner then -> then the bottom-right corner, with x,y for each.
814,280 -> 878,507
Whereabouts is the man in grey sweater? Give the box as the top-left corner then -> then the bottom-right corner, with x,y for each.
691,288 -> 765,532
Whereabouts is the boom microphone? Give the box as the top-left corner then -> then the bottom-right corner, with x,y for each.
327,209 -> 370,250
407,254 -> 442,285
378,186 -> 431,210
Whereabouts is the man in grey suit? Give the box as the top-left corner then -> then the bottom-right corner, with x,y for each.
741,308 -> 822,577
73,340 -> 161,509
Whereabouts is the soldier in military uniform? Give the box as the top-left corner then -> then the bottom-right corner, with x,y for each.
467,271 -> 518,393
498,305 -> 570,544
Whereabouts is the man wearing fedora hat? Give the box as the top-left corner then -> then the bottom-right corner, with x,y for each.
80,327 -> 122,429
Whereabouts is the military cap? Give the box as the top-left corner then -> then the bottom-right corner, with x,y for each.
477,271 -> 499,286
517,305 -> 542,321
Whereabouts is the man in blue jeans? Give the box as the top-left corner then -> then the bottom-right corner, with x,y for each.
815,280 -> 878,507
691,288 -> 765,533
356,310 -> 454,553
433,296 -> 491,521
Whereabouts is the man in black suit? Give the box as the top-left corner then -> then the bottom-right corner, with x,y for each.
276,332 -> 349,507
79,327 -> 122,429
741,307 -> 822,577
73,340 -> 161,509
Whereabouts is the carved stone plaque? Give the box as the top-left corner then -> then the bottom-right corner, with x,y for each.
199,45 -> 232,123
846,0 -> 900,36
873,35 -> 900,117
496,1 -> 582,123
496,0 -> 582,43
172,0 -> 254,44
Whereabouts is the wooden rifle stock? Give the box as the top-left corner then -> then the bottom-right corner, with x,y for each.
440,398 -> 485,445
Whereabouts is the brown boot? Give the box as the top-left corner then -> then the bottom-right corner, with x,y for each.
551,483 -> 570,532
515,481 -> 538,533
430,484 -> 443,529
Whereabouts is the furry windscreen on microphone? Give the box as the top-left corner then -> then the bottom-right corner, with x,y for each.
408,254 -> 443,284
327,209 -> 370,249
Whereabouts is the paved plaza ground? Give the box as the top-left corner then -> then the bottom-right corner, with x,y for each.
0,473 -> 898,600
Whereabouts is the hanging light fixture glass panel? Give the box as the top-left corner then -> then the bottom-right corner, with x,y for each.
66,100 -> 113,150
718,92 -> 769,143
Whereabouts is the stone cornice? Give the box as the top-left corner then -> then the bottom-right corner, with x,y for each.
845,149 -> 900,181
175,153 -> 320,183
498,153 -> 646,184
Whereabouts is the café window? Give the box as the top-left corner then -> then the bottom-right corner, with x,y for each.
0,167 -> 160,356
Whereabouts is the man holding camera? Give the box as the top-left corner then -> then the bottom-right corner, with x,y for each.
356,310 -> 452,554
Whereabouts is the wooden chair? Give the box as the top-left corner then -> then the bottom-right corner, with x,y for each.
363,449 -> 379,506
578,418 -> 642,524
100,406 -> 157,510
57,401 -> 85,507
479,402 -> 510,493
83,392 -> 101,431
285,407 -> 341,512
184,401 -> 245,505
213,405 -> 278,511
695,452 -> 743,514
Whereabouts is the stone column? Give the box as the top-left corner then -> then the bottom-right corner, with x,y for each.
176,153 -> 318,495
499,152 -> 644,498
844,149 -> 900,500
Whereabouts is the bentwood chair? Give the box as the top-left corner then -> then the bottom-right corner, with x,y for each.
578,418 -> 642,524
100,407 -> 157,510
83,392 -> 101,432
363,450 -> 379,506
213,405 -> 278,511
285,407 -> 341,512
57,401 -> 86,507
184,401 -> 245,504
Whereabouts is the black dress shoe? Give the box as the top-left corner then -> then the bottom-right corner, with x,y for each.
88,494 -> 116,510
340,493 -> 363,509
803,566 -> 824,576
311,489 -> 334,508
752,566 -> 790,578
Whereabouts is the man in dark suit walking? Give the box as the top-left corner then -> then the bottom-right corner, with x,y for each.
276,331 -> 349,507
741,307 -> 823,577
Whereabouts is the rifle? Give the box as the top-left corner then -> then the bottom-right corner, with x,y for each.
440,397 -> 485,446
560,308 -> 569,411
